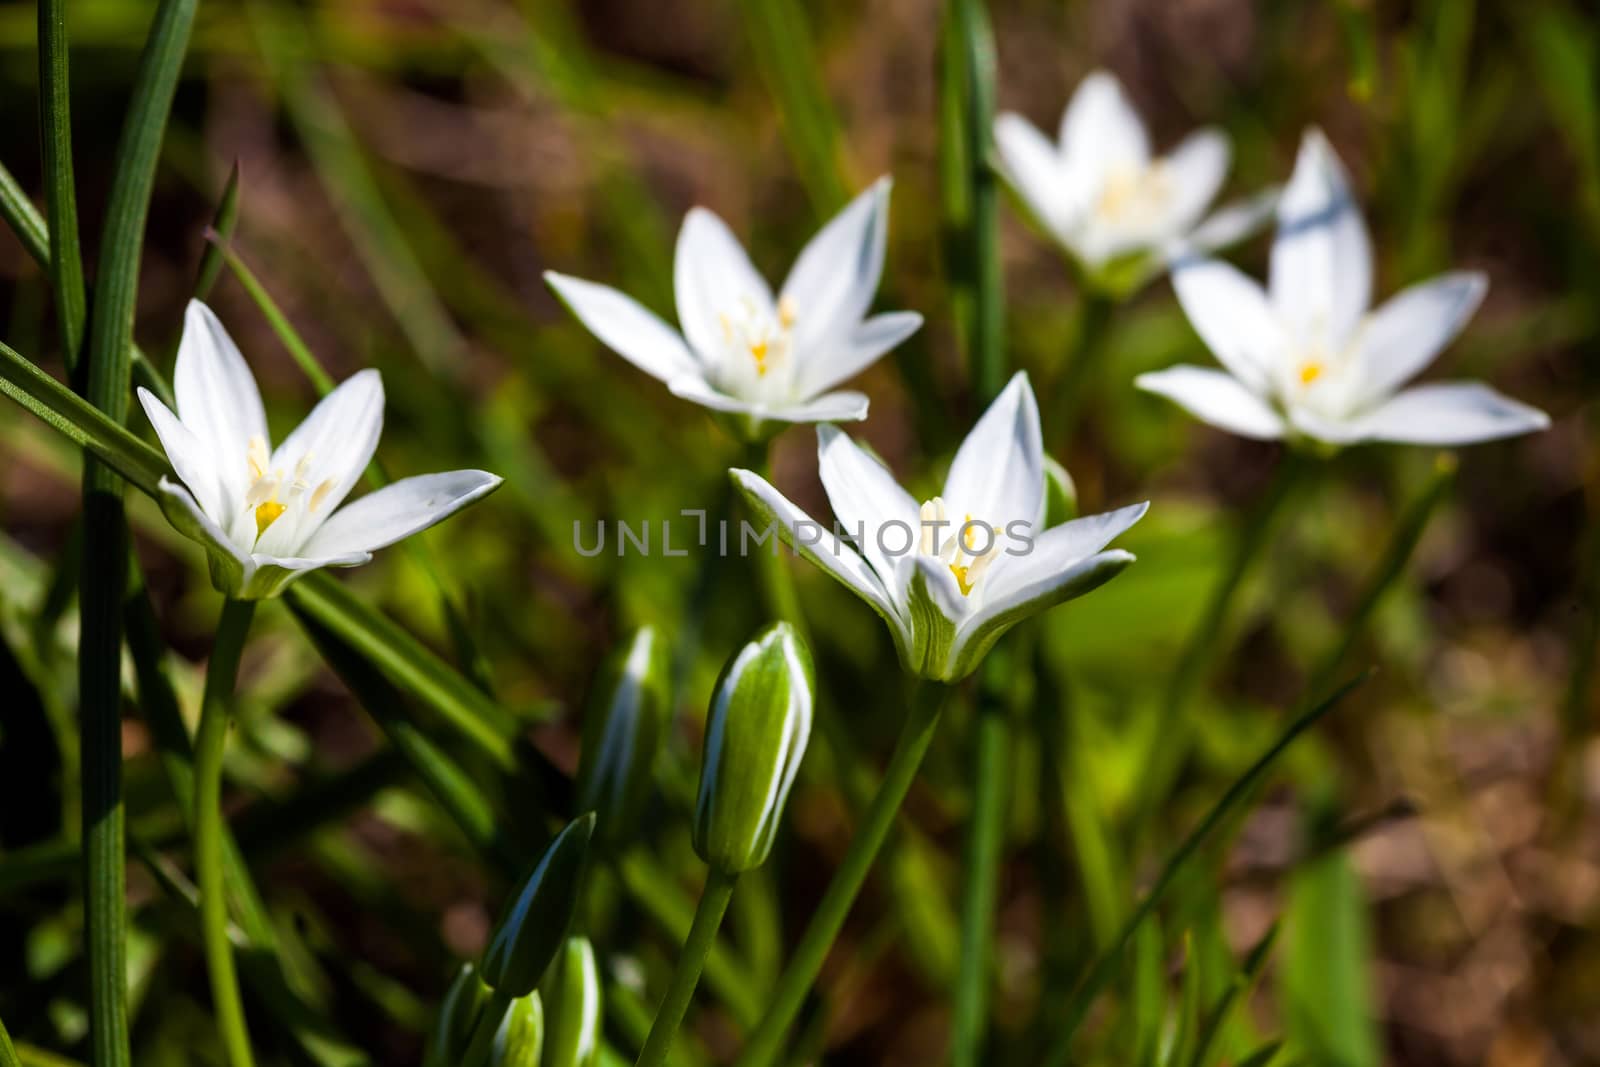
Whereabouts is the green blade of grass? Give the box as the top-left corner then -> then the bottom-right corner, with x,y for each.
73,7 -> 195,1058
193,161 -> 242,302
1040,672 -> 1371,1067
1188,924 -> 1278,1067
0,161 -> 50,264
37,0 -> 86,374
737,0 -> 848,217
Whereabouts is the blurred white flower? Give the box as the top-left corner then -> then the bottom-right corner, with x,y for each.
546,178 -> 921,438
137,301 -> 501,599
734,373 -> 1144,681
1138,129 -> 1551,447
994,70 -> 1272,289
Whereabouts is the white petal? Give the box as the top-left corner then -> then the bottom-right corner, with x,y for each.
816,425 -> 921,608
943,371 -> 1044,527
995,112 -> 1070,233
952,549 -> 1135,667
138,388 -> 226,521
730,468 -> 901,623
259,369 -> 385,554
780,177 -> 891,356
301,470 -> 502,558
1179,187 -> 1280,257
1061,71 -> 1149,205
1269,128 -> 1372,350
674,208 -> 774,369
1135,366 -> 1287,440
157,477 -> 247,569
1160,128 -> 1230,230
982,501 -> 1149,606
1350,271 -> 1486,406
173,300 -> 268,504
1171,258 -> 1286,393
797,311 -> 922,397
545,271 -> 698,382
1322,382 -> 1551,446
667,377 -> 870,424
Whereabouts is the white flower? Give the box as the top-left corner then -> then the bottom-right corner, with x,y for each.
137,301 -> 502,599
1137,130 -> 1551,447
995,70 -> 1273,288
545,178 -> 922,438
733,373 -> 1145,682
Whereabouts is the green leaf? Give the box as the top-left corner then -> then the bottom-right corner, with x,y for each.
193,160 -> 241,301
37,0 -> 86,372
1282,846 -> 1379,1067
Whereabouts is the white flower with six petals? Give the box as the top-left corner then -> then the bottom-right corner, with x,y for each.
1137,130 -> 1551,447
994,70 -> 1273,290
733,373 -> 1145,681
137,301 -> 502,599
545,178 -> 922,439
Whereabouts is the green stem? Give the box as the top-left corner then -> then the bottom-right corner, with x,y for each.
635,869 -> 739,1067
1165,452 -> 1309,719
734,682 -> 950,1067
460,988 -> 514,1067
743,444 -> 804,630
1044,290 -> 1114,440
1138,453 -> 1309,827
950,665 -> 1009,1067
194,597 -> 259,1067
1307,455 -> 1455,698
38,0 -> 86,373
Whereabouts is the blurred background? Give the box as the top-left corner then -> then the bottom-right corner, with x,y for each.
0,0 -> 1596,1064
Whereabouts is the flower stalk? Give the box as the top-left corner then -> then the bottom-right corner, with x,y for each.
193,596 -> 259,1067
634,869 -> 738,1067
734,681 -> 950,1067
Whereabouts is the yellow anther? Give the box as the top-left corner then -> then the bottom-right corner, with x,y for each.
778,296 -> 798,329
749,339 -> 770,375
255,499 -> 287,537
1298,361 -> 1324,386
247,435 -> 270,481
950,561 -> 976,597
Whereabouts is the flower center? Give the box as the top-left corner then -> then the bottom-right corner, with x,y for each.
1095,162 -> 1171,225
919,497 -> 1002,598
242,435 -> 335,544
719,296 -> 796,378
1297,360 -> 1324,386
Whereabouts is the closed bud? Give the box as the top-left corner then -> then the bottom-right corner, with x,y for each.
481,813 -> 596,997
1044,456 -> 1078,525
692,623 -> 814,874
576,626 -> 670,849
424,962 -> 490,1067
540,937 -> 602,1067
492,990 -> 545,1067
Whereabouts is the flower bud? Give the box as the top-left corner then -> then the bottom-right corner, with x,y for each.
576,626 -> 670,849
481,813 -> 595,997
692,623 -> 814,874
424,962 -> 490,1067
1044,456 -> 1078,525
540,937 -> 602,1067
492,990 -> 545,1067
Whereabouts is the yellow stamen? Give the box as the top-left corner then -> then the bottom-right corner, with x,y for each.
950,561 -> 976,596
778,296 -> 797,329
749,339 -> 770,375
1298,361 -> 1324,386
255,500 -> 287,537
247,435 -> 270,481
308,479 -> 335,513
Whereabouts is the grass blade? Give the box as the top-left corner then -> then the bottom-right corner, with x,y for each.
1041,672 -> 1372,1067
76,6 -> 197,1050
193,161 -> 241,302
37,0 -> 86,373
737,0 -> 848,217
